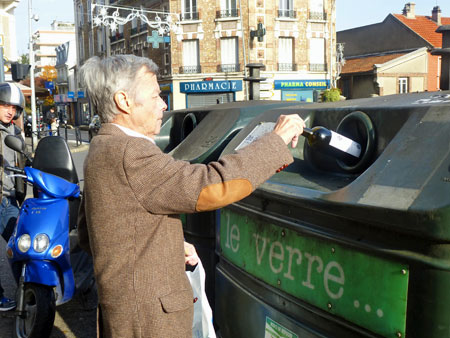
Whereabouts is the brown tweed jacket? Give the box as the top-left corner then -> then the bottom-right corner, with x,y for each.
77,123 -> 293,338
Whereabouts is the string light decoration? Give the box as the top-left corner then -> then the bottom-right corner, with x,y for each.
91,3 -> 179,36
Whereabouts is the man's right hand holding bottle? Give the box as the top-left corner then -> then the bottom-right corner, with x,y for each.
272,114 -> 306,148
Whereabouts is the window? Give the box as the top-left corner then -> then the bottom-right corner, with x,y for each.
97,27 -> 105,53
182,0 -> 198,20
399,78 -> 408,93
220,0 -> 237,17
77,2 -> 84,26
310,0 -> 323,13
309,0 -> 325,20
309,38 -> 325,71
131,17 -> 138,35
78,34 -> 84,62
278,37 -> 294,71
87,1 -> 91,23
279,0 -> 294,18
221,37 -> 239,72
164,53 -> 170,65
88,31 -> 93,57
182,39 -> 200,73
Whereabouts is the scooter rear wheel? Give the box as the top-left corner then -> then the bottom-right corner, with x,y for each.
13,283 -> 56,338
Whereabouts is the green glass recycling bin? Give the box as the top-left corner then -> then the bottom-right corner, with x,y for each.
214,91 -> 450,337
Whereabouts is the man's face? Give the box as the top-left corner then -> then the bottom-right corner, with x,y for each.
0,103 -> 16,124
129,68 -> 167,138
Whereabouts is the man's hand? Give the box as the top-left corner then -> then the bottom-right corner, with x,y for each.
184,241 -> 199,266
273,114 -> 305,148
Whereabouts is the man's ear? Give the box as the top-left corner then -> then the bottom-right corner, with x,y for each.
114,91 -> 132,114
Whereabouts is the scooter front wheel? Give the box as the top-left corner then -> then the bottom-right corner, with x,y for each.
13,283 -> 56,338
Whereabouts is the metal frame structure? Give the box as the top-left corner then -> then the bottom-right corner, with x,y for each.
91,3 -> 179,36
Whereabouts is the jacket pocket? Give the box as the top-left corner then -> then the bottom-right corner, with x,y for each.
159,289 -> 193,313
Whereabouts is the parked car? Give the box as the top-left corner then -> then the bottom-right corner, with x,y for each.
89,115 -> 101,141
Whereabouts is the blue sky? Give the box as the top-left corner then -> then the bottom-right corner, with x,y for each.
14,0 -> 450,57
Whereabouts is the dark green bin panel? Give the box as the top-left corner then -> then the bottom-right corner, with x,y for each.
215,91 -> 450,338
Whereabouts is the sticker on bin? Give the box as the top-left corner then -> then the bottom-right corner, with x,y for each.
329,130 -> 361,158
235,122 -> 275,151
265,317 -> 298,338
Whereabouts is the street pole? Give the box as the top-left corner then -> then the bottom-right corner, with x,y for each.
0,47 -> 5,83
28,0 -> 37,147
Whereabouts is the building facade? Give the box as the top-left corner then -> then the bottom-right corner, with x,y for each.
32,21 -> 76,74
74,0 -> 337,117
337,3 -> 450,99
0,0 -> 20,80
54,39 -> 77,125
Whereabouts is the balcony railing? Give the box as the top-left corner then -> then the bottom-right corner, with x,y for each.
180,65 -> 202,74
181,12 -> 200,21
278,9 -> 296,18
216,9 -> 239,18
219,64 -> 240,72
309,11 -> 327,21
278,63 -> 297,71
309,63 -> 327,72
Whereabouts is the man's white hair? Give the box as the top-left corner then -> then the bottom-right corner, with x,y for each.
80,55 -> 159,123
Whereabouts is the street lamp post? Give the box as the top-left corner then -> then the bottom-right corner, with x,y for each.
28,0 -> 39,147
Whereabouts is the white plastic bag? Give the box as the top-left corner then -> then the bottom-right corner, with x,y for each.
186,259 -> 216,338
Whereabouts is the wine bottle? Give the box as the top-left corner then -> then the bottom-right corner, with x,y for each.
302,126 -> 362,159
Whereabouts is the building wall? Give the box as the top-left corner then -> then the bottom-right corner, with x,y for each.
351,75 -> 376,98
376,49 -> 428,95
78,0 -> 336,112
0,1 -> 19,64
33,28 -> 75,72
428,54 -> 441,91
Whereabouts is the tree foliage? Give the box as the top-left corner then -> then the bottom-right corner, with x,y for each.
321,88 -> 342,102
19,54 -> 29,65
41,65 -> 57,81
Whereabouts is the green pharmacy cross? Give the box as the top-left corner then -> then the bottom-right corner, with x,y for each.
147,31 -> 170,48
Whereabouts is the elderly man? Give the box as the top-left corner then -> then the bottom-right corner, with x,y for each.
78,54 -> 304,337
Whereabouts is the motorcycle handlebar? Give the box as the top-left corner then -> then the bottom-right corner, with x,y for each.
5,166 -> 26,175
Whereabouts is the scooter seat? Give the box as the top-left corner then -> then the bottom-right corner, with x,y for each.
25,167 -> 80,199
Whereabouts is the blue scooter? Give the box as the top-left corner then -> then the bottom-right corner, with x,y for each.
3,135 -> 96,338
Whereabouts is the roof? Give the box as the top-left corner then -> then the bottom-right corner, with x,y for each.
393,14 -> 450,48
341,53 -> 407,75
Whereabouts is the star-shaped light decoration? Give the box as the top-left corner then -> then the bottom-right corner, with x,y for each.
94,17 -> 102,26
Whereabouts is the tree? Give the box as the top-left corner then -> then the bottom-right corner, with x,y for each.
321,88 -> 342,102
19,54 -> 29,65
41,65 -> 57,81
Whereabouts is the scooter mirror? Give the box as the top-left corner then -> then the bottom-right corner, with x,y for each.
5,135 -> 25,153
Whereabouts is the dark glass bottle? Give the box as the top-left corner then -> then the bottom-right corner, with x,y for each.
302,126 -> 362,159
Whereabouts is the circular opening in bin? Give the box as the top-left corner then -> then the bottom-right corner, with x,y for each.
181,113 -> 197,140
336,111 -> 376,174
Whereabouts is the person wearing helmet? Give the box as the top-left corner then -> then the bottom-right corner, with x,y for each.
0,82 -> 25,311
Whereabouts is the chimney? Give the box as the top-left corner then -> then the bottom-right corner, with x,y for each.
403,2 -> 416,19
432,6 -> 441,26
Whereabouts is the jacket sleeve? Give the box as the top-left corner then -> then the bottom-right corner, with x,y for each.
123,132 -> 293,215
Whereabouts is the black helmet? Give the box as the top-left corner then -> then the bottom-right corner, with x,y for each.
0,82 -> 25,120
